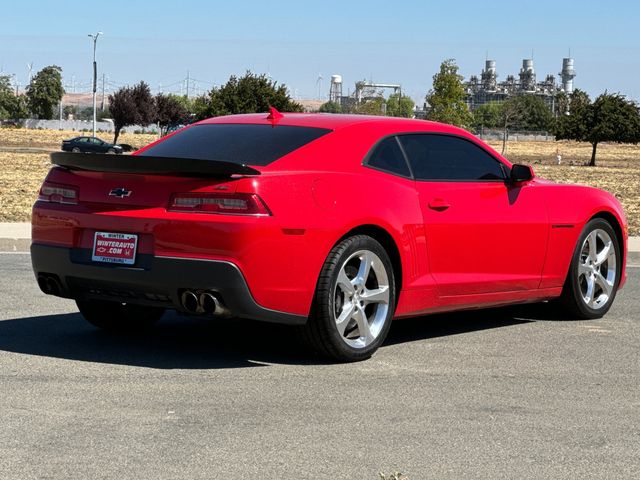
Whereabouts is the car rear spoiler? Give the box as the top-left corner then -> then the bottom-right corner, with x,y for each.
50,152 -> 262,177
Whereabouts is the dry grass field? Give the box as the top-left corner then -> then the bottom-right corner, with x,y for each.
1,129 -> 638,233
0,128 -> 157,150
486,140 -> 640,233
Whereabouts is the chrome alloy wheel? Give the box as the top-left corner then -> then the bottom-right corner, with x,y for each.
332,249 -> 390,349
578,228 -> 617,310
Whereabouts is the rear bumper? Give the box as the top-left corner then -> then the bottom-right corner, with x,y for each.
31,243 -> 306,325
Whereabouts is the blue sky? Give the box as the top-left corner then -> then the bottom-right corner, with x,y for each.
1,0 -> 638,104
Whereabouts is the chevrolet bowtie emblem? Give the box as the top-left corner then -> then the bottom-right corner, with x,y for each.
109,187 -> 132,198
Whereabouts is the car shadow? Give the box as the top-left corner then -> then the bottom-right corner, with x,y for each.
0,302 -> 572,369
385,301 -> 570,346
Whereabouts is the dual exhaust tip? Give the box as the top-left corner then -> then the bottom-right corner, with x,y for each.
37,274 -> 62,296
180,290 -> 231,317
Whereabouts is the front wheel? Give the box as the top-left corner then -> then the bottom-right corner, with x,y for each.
76,300 -> 164,333
559,218 -> 621,319
300,235 -> 396,362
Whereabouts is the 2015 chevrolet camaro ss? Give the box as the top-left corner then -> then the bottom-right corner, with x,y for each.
31,111 -> 628,361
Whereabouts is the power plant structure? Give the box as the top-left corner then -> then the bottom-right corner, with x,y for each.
329,75 -> 402,112
329,74 -> 343,104
464,57 -> 576,110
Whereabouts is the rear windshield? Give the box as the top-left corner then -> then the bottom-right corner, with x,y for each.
139,124 -> 331,166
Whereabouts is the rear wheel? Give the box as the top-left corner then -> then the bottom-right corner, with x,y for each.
559,218 -> 621,319
107,148 -> 116,154
300,235 -> 396,362
76,299 -> 164,332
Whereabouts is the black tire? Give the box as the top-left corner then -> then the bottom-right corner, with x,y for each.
107,148 -> 116,154
559,218 -> 621,319
71,147 -> 81,153
76,299 -> 164,332
300,235 -> 396,362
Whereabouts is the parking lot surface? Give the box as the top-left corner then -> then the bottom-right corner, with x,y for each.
1,254 -> 638,479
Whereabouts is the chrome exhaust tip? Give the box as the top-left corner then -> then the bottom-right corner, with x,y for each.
200,292 -> 218,315
200,292 -> 232,317
37,274 -> 61,296
181,291 -> 199,314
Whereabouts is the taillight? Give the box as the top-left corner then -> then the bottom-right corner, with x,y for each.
38,182 -> 78,205
169,193 -> 271,216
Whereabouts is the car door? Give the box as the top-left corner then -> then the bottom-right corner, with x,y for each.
73,137 -> 88,152
398,133 -> 548,297
88,137 -> 102,153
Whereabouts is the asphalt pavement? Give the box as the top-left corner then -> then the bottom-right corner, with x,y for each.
0,253 -> 638,479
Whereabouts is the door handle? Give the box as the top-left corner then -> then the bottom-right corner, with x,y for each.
428,198 -> 451,210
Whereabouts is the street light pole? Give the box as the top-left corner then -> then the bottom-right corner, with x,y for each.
88,32 -> 102,138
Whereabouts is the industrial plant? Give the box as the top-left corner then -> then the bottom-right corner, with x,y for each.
329,75 -> 402,112
464,57 -> 576,110
326,56 -> 576,115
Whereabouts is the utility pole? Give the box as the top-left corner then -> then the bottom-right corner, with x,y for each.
100,73 -> 106,111
88,31 -> 103,137
186,70 -> 190,98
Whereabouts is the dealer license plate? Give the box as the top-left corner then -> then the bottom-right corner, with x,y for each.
92,232 -> 138,265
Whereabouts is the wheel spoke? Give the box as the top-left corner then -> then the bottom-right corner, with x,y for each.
584,273 -> 596,307
587,231 -> 598,262
335,302 -> 355,336
594,271 -> 613,297
336,267 -> 355,295
593,240 -> 616,266
353,306 -> 374,344
354,251 -> 373,287
361,286 -> 389,305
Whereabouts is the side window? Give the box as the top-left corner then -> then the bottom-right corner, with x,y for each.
366,136 -> 411,177
398,134 -> 506,181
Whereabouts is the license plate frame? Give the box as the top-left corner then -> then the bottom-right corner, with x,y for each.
92,232 -> 138,265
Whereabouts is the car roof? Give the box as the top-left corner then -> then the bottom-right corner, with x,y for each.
196,112 -> 465,134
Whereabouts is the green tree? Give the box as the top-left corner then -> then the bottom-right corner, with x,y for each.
155,93 -> 189,135
426,59 -> 473,129
498,96 -> 523,154
514,94 -> 553,131
191,94 -> 211,121
318,101 -> 342,113
200,71 -> 302,119
472,102 -> 502,130
25,66 -> 64,119
386,93 -> 414,118
553,90 -> 591,141
354,96 -> 386,116
555,92 -> 640,166
108,81 -> 156,143
0,75 -> 27,120
554,91 -> 569,117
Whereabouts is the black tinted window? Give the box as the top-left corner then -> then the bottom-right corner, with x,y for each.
399,134 -> 505,181
366,136 -> 411,177
140,124 -> 331,166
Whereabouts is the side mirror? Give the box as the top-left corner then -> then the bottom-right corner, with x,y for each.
510,164 -> 535,183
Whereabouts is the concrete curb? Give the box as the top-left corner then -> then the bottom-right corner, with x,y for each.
1,222 -> 639,263
0,223 -> 31,253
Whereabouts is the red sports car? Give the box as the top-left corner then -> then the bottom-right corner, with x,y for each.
31,111 -> 628,361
